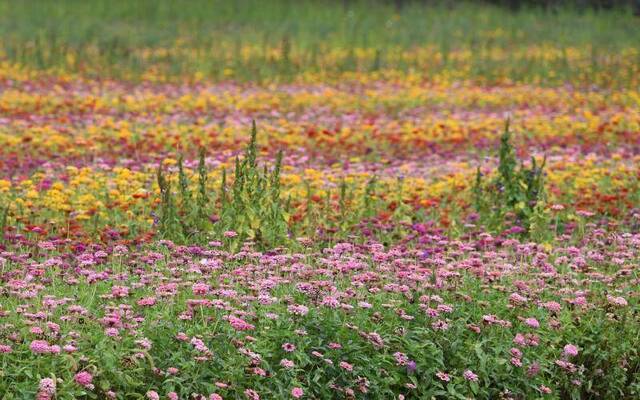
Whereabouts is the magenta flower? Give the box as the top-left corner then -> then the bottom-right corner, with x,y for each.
228,315 -> 255,331
30,340 -> 52,354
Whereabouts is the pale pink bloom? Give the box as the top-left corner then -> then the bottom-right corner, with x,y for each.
39,378 -> 56,395
463,370 -> 478,382
339,361 -> 353,372
563,344 -> 579,357
244,389 -> 260,400
436,371 -> 450,382
607,295 -> 628,307
291,387 -> 304,398
146,391 -> 159,400
280,359 -> 295,368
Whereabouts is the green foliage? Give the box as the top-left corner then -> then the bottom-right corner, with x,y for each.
156,121 -> 288,249
473,119 -> 548,235
217,121 -> 288,249
0,203 -> 8,242
156,161 -> 182,242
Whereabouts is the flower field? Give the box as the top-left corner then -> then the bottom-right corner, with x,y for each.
0,1 -> 639,399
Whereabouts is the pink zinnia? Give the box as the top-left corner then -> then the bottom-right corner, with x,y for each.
74,371 -> 93,387
563,344 -> 579,357
137,297 -> 156,306
539,385 -> 552,394
192,282 -> 210,295
607,295 -> 628,307
339,361 -> 353,372
39,378 -> 56,395
244,389 -> 260,400
291,387 -> 304,398
30,340 -> 51,354
280,359 -> 295,368
436,371 -> 450,382
463,370 -> 478,382
282,343 -> 296,352
228,315 -> 255,331
146,391 -> 160,400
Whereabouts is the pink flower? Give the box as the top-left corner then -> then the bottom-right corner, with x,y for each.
146,391 -> 160,400
436,371 -> 450,382
463,370 -> 478,382
394,352 -> 409,366
291,387 -> 304,398
210,394 -> 223,400
74,371 -> 93,387
168,393 -> 179,400
30,340 -> 52,354
228,315 -> 255,331
339,361 -> 353,372
563,344 -> 579,357
510,348 -> 522,358
527,362 -> 541,377
280,359 -> 295,368
543,301 -> 562,313
524,318 -> 540,329
0,344 -> 12,353
244,389 -> 260,400
192,282 -> 210,295
287,304 -> 309,316
105,328 -> 119,337
607,295 -> 628,307
39,378 -> 56,395
282,343 -> 296,352
137,297 -> 157,306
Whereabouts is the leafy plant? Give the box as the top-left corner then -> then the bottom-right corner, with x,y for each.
156,121 -> 288,249
217,121 -> 288,249
473,119 -> 547,236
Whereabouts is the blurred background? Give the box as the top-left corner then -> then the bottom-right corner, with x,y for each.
0,0 -> 637,83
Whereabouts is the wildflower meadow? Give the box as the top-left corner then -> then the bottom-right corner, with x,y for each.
0,1 -> 638,399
